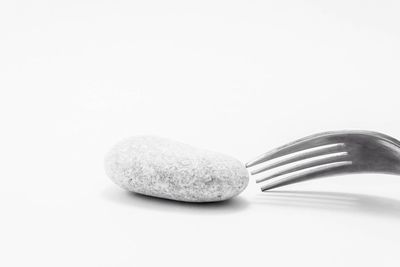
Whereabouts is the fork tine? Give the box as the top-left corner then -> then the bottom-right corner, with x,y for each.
246,132 -> 337,168
260,161 -> 353,191
256,152 -> 348,183
250,143 -> 345,175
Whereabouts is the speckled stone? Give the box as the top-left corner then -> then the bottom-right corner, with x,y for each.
104,136 -> 249,202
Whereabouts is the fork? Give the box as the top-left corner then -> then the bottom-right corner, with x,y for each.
246,130 -> 400,191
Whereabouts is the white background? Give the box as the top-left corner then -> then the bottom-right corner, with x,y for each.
1,0 -> 400,266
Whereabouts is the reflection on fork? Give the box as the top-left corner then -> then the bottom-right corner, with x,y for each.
246,131 -> 400,191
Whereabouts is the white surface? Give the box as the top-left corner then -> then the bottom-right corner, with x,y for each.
1,0 -> 400,266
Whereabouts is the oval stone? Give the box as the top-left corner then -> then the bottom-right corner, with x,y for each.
104,136 -> 249,202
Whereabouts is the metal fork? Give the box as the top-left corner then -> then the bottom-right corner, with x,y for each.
246,130 -> 400,191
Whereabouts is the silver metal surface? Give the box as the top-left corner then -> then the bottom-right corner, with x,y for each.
246,131 -> 400,191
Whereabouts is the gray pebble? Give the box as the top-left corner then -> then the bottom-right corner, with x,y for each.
104,136 -> 249,202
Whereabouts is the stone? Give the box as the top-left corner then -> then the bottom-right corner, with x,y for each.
104,135 -> 249,202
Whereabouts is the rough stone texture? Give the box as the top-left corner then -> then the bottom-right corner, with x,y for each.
104,135 -> 249,202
